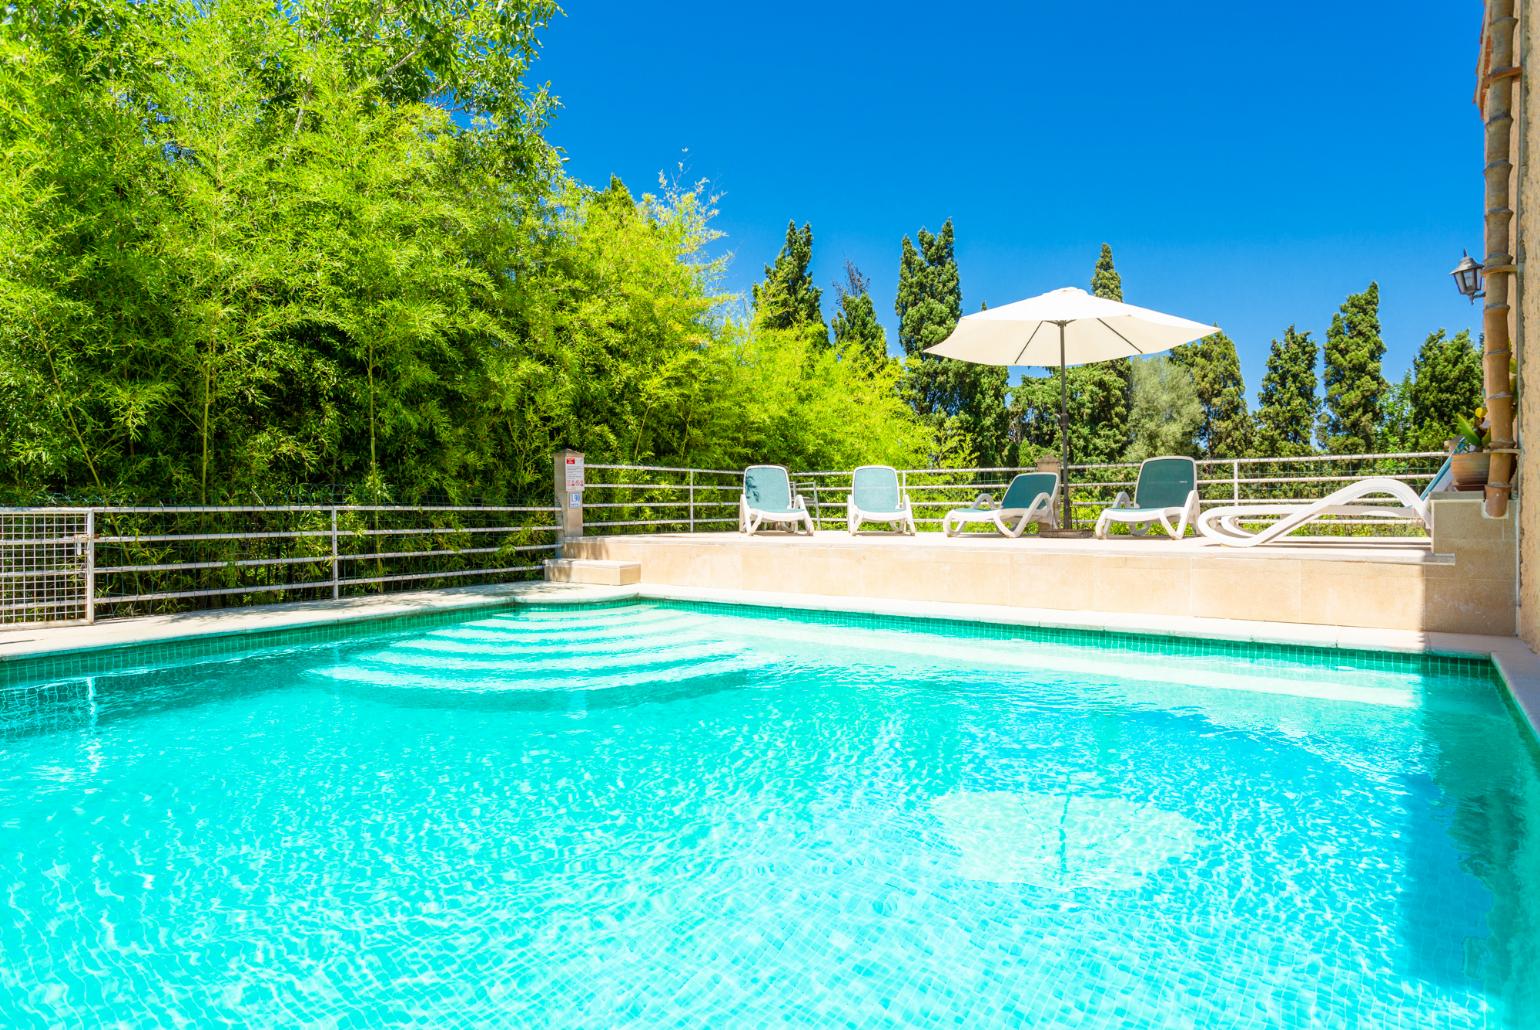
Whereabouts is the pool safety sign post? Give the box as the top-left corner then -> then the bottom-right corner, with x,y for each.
555,449 -> 584,544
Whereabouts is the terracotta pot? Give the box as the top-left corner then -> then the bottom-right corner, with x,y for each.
1450,450 -> 1491,491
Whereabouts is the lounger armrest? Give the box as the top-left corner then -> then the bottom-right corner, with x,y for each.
972,492 -> 994,510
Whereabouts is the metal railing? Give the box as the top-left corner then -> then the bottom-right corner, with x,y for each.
569,451 -> 1450,535
1,504 -> 560,627
0,451 -> 1448,628
580,464 -> 743,534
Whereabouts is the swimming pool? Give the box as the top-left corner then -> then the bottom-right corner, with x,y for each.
3,600 -> 1538,1026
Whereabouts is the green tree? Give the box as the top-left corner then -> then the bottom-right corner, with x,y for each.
830,262 -> 888,368
752,220 -> 826,340
896,219 -> 1009,464
1074,243 -> 1132,460
1377,374 -> 1417,453
1406,329 -> 1483,449
1253,325 -> 1320,456
0,0 -> 935,508
1319,283 -> 1386,453
1172,330 -> 1250,457
1126,356 -> 1202,461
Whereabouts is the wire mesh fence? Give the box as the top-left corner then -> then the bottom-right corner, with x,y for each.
0,505 -> 560,627
0,510 -> 91,626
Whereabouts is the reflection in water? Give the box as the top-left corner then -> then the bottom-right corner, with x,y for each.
932,790 -> 1203,889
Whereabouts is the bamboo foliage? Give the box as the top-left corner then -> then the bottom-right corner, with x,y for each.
0,1 -> 937,508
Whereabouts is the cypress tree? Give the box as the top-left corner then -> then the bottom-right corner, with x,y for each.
1073,243 -> 1132,461
1319,283 -> 1386,453
753,220 -> 826,340
1020,244 -> 1134,464
1172,330 -> 1250,457
896,219 -> 1009,463
830,262 -> 887,367
1406,329 -> 1483,449
1253,325 -> 1320,456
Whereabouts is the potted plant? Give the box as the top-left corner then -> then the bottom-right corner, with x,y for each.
1448,408 -> 1491,491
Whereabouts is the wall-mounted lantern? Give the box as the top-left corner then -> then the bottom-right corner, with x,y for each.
1451,251 -> 1484,303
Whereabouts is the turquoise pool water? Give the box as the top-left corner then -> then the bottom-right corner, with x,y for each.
3,600 -> 1539,1026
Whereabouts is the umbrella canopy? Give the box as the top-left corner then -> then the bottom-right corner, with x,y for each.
926,287 -> 1217,366
925,286 -> 1218,533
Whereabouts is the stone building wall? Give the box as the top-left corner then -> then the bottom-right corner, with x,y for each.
1515,6 -> 1539,645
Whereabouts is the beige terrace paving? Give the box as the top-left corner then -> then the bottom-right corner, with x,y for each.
563,493 -> 1517,637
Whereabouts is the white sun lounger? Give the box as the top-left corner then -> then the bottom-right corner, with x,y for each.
739,464 -> 814,535
1195,459 -> 1453,547
847,465 -> 917,535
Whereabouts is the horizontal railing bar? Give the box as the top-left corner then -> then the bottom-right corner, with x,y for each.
353,525 -> 560,538
0,596 -> 86,614
337,543 -> 560,562
98,554 -> 331,574
588,518 -> 737,529
584,518 -> 693,528
96,529 -> 332,544
585,463 -> 740,475
580,501 -> 735,510
582,482 -> 741,492
92,540 -> 565,576
98,564 -> 545,605
336,566 -> 544,588
10,504 -> 560,515
89,522 -> 560,545
0,567 -> 83,581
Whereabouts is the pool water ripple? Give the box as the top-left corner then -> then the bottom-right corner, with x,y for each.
2,601 -> 1538,1026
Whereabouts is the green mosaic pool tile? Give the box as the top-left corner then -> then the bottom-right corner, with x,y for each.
0,594 -> 1500,695
642,599 -> 1497,681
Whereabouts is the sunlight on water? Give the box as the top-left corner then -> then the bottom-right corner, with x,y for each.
2,601 -> 1538,1027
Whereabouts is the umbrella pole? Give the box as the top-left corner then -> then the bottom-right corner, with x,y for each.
1058,323 -> 1070,530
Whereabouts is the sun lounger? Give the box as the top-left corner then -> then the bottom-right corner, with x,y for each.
739,464 -> 814,535
846,465 -> 917,535
1094,456 -> 1200,540
942,472 -> 1058,538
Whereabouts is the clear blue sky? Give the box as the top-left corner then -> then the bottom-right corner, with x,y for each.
536,2 -> 1483,400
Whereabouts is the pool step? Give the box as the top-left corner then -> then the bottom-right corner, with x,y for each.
544,558 -> 641,586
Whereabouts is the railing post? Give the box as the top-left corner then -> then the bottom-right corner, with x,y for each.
1232,460 -> 1240,504
688,470 -> 696,533
330,507 -> 340,599
554,449 -> 584,554
83,508 -> 96,626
